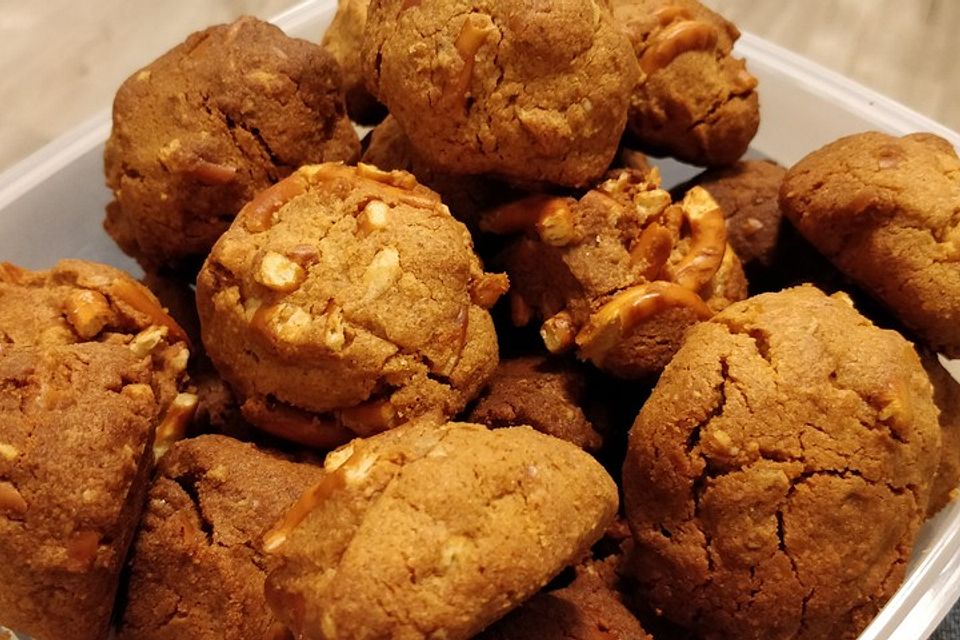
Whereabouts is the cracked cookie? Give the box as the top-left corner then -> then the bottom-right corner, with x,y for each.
0,342 -> 168,640
479,568 -> 652,640
362,0 -> 638,187
484,167 -> 747,379
613,0 -> 760,167
467,355 -> 603,452
262,420 -> 619,640
196,163 -> 506,448
322,0 -> 385,124
622,285 -> 941,639
105,16 -> 360,272
923,352 -> 960,516
780,132 -> 960,357
118,435 -> 324,640
676,159 -> 787,270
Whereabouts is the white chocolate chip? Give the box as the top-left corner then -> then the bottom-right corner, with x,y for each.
256,251 -> 306,292
363,247 -> 401,300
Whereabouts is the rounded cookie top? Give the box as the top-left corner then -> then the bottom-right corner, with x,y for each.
196,163 -> 505,447
105,16 -> 360,270
362,0 -> 638,187
780,131 -> 960,356
118,435 -> 324,640
622,285 -> 940,639
613,0 -> 759,166
263,420 -> 619,640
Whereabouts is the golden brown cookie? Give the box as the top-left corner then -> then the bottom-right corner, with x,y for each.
117,435 -> 324,640
622,286 -> 941,639
322,0 -> 385,124
479,570 -> 652,640
105,16 -> 360,271
780,131 -> 960,357
0,260 -> 193,454
467,355 -> 603,452
263,420 -> 618,640
0,343 -> 166,640
362,0 -> 638,187
613,0 -> 759,166
677,159 -> 787,269
923,352 -> 960,516
484,168 -> 747,378
196,163 -> 505,448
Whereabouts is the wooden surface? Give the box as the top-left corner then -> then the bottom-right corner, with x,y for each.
0,0 -> 956,172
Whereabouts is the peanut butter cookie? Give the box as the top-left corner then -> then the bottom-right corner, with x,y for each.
362,0 -> 638,187
622,286 -> 941,639
105,16 -> 360,272
361,115 -> 524,230
0,260 -> 194,454
263,420 -> 619,640
780,131 -> 960,357
0,343 -> 168,640
118,435 -> 324,640
613,0 -> 760,166
196,163 -> 506,448
677,159 -> 787,270
322,0 -> 385,124
484,167 -> 747,378
467,355 -> 603,452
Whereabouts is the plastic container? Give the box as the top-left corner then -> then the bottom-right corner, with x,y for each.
0,2 -> 957,638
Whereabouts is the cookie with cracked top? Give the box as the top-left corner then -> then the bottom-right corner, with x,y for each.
0,342 -> 168,640
622,285 -> 940,639
117,435 -> 324,640
196,163 -> 506,448
780,131 -> 960,358
105,16 -> 360,272
362,0 -> 638,187
322,0 -> 386,124
613,0 -> 760,167
263,420 -> 619,640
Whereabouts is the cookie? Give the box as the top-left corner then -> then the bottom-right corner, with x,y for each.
923,352 -> 960,516
613,0 -> 760,166
484,167 -> 747,378
322,0 -> 386,124
467,355 -> 603,452
263,420 -> 619,639
479,570 -> 652,640
117,435 -> 324,640
0,260 -> 193,454
105,16 -> 360,271
676,159 -> 787,269
196,163 -> 505,447
361,115 -> 525,230
0,343 -> 166,640
362,0 -> 638,187
622,286 -> 940,639
780,131 -> 960,357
